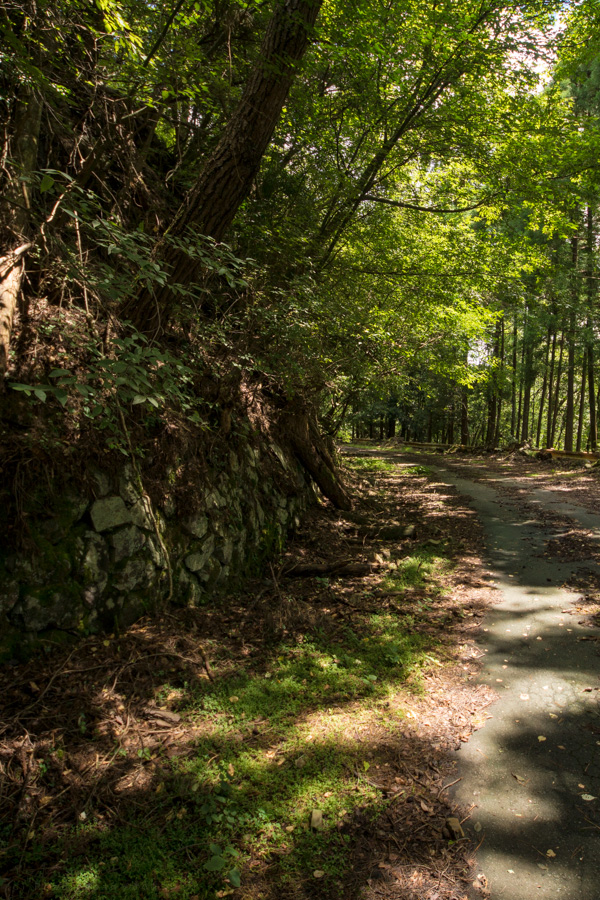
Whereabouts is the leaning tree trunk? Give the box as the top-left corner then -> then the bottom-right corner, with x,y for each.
0,86 -> 43,378
126,0 -> 323,333
286,403 -> 352,510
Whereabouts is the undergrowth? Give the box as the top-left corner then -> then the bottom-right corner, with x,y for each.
8,541 -> 451,900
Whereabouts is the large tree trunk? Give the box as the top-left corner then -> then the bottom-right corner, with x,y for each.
0,87 -> 43,378
127,0 -> 323,332
286,403 -> 352,510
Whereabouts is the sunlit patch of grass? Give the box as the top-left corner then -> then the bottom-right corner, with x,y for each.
381,548 -> 443,593
24,528 -> 455,900
400,464 -> 433,477
345,457 -> 396,473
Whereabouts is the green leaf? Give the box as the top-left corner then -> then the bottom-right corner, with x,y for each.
39,173 -> 55,193
132,395 -> 147,405
204,856 -> 227,872
34,388 -> 47,402
228,868 -> 241,887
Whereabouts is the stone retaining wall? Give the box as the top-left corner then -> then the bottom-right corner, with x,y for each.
0,439 -> 313,661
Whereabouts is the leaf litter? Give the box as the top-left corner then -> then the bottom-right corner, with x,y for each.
0,448 -> 503,900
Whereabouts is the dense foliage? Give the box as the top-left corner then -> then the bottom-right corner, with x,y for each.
2,0 -> 600,490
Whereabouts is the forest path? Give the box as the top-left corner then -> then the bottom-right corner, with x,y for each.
432,462 -> 600,900
349,447 -> 600,899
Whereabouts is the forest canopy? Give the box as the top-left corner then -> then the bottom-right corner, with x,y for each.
2,0 -> 600,499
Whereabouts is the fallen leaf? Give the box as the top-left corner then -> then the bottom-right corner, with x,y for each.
546,849 -> 556,858
512,773 -> 527,785
229,696 -> 239,703
537,736 -> 547,742
313,870 -> 325,879
581,794 -> 596,801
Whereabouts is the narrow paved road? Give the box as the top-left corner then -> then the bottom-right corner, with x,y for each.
431,464 -> 600,900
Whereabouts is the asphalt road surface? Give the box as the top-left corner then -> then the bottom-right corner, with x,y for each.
432,466 -> 600,900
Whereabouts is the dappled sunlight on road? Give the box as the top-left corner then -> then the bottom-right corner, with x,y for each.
434,467 -> 600,900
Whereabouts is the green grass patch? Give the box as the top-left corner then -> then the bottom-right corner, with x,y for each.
345,457 -> 397,473
400,464 -> 433,477
15,557 -> 452,900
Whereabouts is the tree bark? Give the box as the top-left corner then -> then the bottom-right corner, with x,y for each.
286,403 -> 352,510
511,312 -> 518,439
586,207 -> 597,450
564,236 -> 578,451
460,385 -> 469,445
521,329 -> 535,444
576,349 -> 587,452
550,330 -> 564,447
0,87 -> 43,378
545,326 -> 557,448
536,326 -> 551,447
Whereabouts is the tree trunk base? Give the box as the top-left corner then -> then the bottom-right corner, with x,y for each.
286,405 -> 352,510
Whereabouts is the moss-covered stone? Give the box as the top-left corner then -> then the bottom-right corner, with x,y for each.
1,437 -> 312,659
90,496 -> 132,532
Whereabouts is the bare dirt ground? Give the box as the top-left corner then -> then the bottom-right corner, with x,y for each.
5,447 -> 599,900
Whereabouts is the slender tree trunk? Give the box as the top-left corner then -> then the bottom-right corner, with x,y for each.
521,337 -> 535,444
0,86 -> 43,377
486,319 -> 502,447
564,313 -> 576,451
460,386 -> 469,445
584,207 -> 598,450
576,350 -> 587,452
517,326 -> 525,440
545,326 -> 557,448
511,312 -> 518,439
550,330 -> 565,446
494,317 -> 505,446
536,327 -> 551,447
564,237 -> 578,451
447,399 -> 455,444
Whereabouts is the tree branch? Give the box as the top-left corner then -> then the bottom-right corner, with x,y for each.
362,194 -> 492,214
